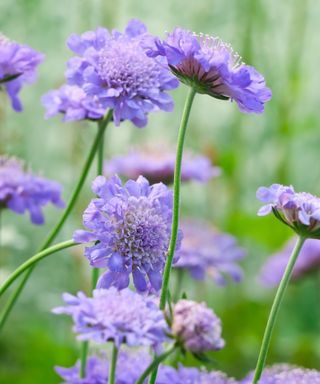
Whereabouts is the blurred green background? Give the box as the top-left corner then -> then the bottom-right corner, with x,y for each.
1,0 -> 320,382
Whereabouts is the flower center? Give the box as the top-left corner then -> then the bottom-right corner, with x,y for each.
97,38 -> 161,96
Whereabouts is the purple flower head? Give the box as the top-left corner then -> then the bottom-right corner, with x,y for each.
174,219 -> 245,285
0,155 -> 64,224
73,174 -> 182,292
106,144 -> 220,185
171,299 -> 225,353
42,84 -> 105,121
53,288 -> 168,350
257,184 -> 320,239
147,28 -> 271,113
158,365 -> 237,384
0,33 -> 44,111
65,20 -> 179,127
259,238 -> 320,287
241,364 -> 320,384
55,351 -> 152,383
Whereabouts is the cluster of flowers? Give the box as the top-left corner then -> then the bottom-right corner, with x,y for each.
2,14 -> 320,384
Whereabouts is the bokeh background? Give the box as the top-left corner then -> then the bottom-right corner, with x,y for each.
1,0 -> 320,382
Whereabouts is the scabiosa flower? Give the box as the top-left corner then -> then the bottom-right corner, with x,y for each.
0,155 -> 64,224
106,144 -> 220,184
65,19 -> 179,127
174,219 -> 245,285
0,33 -> 44,111
55,351 -> 152,384
42,84 -> 105,121
259,238 -> 320,287
171,299 -> 224,353
257,184 -> 320,239
241,364 -> 320,384
53,288 -> 168,350
73,174 -> 182,292
147,28 -> 271,113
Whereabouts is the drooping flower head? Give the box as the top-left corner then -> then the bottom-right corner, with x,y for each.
259,238 -> 320,287
174,219 -> 245,285
106,144 -> 220,184
55,351 -> 152,384
61,19 -> 179,127
53,288 -> 168,350
0,155 -> 64,224
171,299 -> 225,353
147,28 -> 271,113
257,184 -> 320,239
42,84 -> 105,121
74,175 -> 182,292
0,33 -> 44,111
241,364 -> 320,384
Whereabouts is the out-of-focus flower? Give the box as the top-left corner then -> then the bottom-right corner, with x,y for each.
174,219 -> 245,285
42,84 -> 105,121
64,19 -> 179,127
53,288 -> 168,350
0,155 -> 64,224
259,238 -> 320,287
241,364 -> 320,384
147,28 -> 271,113
0,33 -> 44,111
74,175 -> 182,292
171,299 -> 224,353
257,184 -> 320,239
55,351 -> 152,384
158,364 -> 238,384
106,145 -> 220,184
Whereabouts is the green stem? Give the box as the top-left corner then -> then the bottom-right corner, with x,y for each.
136,346 -> 176,384
252,236 -> 305,384
0,110 -> 113,332
0,240 -> 77,296
80,119 -> 106,376
159,87 -> 196,310
108,343 -> 118,384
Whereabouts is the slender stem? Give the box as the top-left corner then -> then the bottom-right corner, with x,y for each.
80,341 -> 89,378
136,346 -> 176,384
108,343 -> 118,384
0,110 -> 113,332
80,119 -> 106,376
0,240 -> 77,296
159,87 -> 196,310
252,236 -> 306,384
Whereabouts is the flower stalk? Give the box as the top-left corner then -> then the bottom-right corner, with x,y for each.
252,235 -> 306,383
0,110 -> 113,332
108,343 -> 118,384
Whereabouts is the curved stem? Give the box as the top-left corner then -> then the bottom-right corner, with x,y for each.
108,343 -> 118,384
0,240 -> 77,296
252,236 -> 306,384
0,110 -> 113,332
136,346 -> 176,384
159,87 -> 196,310
80,340 -> 89,378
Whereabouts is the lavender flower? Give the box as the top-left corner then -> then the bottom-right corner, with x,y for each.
42,84 -> 105,121
147,28 -> 271,113
53,288 -> 168,350
259,238 -> 320,287
158,365 -> 237,384
74,174 -> 182,292
174,219 -> 245,285
242,364 -> 320,384
171,299 -> 225,353
0,33 -> 43,111
106,145 -> 220,184
64,19 -> 179,127
0,155 -> 64,224
55,351 -> 152,384
257,184 -> 320,239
